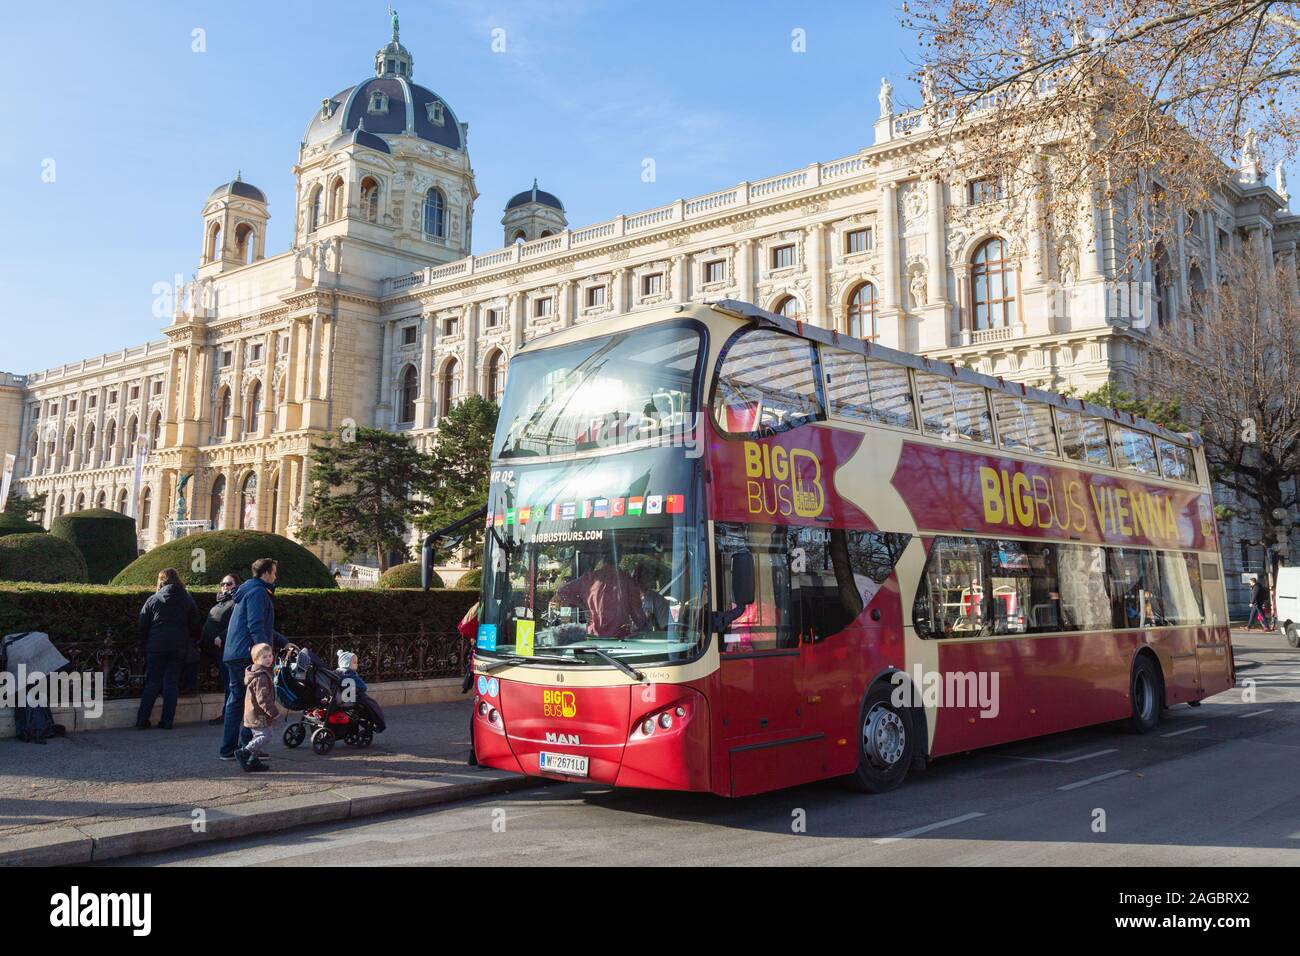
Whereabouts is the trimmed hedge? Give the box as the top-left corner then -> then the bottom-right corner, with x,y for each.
0,534 -> 89,584
0,512 -> 45,537
456,567 -> 482,591
376,562 -> 444,589
0,583 -> 477,643
111,530 -> 336,589
50,508 -> 138,584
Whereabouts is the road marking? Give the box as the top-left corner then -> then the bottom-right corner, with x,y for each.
1001,748 -> 1118,764
1237,709 -> 1274,719
1161,724 -> 1207,737
1058,769 -> 1130,791
874,812 -> 985,845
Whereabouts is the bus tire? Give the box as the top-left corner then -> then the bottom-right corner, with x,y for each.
1126,655 -> 1162,734
1286,622 -> 1300,648
847,683 -> 914,793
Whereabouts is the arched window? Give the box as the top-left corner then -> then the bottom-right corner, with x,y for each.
308,186 -> 324,233
55,494 -> 66,517
117,488 -> 128,514
971,237 -> 1017,330
210,475 -> 226,530
103,419 -> 116,461
246,381 -> 262,432
440,358 -> 460,417
485,351 -> 505,404
140,487 -> 152,530
216,387 -> 231,438
83,423 -> 95,465
773,295 -> 802,320
360,177 -> 380,223
235,223 -> 255,264
512,230 -> 527,243
126,416 -> 139,456
27,430 -> 38,465
148,412 -> 161,449
65,428 -> 76,469
847,282 -> 877,339
95,490 -> 107,509
399,365 -> 419,424
240,473 -> 258,530
75,492 -> 85,512
424,189 -> 445,238
329,178 -> 345,221
208,223 -> 222,262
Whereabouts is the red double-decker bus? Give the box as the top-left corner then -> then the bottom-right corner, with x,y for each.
467,299 -> 1232,796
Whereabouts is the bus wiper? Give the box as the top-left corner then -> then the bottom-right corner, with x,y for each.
480,653 -> 571,672
573,646 -> 646,683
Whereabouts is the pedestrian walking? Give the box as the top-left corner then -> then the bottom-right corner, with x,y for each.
237,643 -> 279,772
1248,574 -> 1271,630
201,573 -> 240,725
220,558 -> 290,761
457,601 -> 480,767
135,569 -> 202,730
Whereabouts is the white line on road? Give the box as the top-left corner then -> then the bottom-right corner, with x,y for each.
1001,748 -> 1118,764
1161,724 -> 1208,737
1237,709 -> 1275,718
1057,769 -> 1130,791
874,812 -> 985,845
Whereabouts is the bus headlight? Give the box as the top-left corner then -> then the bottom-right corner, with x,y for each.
658,712 -> 673,730
641,718 -> 655,736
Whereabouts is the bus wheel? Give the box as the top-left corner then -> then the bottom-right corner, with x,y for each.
1286,623 -> 1300,648
847,684 -> 913,793
1126,656 -> 1162,734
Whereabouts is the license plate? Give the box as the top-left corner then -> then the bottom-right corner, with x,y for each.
538,751 -> 589,777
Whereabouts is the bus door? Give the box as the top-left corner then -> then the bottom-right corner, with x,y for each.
716,523 -> 819,796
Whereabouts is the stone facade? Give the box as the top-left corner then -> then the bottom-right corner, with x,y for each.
3,32 -> 1298,608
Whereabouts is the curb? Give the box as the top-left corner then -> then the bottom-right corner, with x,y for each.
0,771 -> 543,866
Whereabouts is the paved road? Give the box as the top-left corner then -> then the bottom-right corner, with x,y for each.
121,630 -> 1300,866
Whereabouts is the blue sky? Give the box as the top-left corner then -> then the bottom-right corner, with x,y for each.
1,2 -> 1292,374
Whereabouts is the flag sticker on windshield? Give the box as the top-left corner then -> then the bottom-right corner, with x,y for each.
612,498 -> 626,516
646,495 -> 663,514
627,496 -> 644,515
665,494 -> 684,514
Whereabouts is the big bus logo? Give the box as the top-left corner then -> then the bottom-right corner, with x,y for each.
743,441 -> 826,519
543,689 -> 577,718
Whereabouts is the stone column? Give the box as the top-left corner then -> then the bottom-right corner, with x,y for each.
229,337 -> 246,438
736,239 -> 754,303
92,387 -> 106,469
559,280 -> 575,328
463,305 -> 479,397
511,293 -> 526,350
806,224 -> 826,325
376,320 -> 394,426
282,318 -> 303,431
879,182 -> 899,310
671,254 -> 688,303
611,269 -> 628,315
222,466 -> 239,530
193,346 -> 212,437
304,314 -> 322,401
927,176 -> 946,305
416,311 -> 436,428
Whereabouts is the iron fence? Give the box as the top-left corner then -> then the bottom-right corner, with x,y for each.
54,628 -> 467,701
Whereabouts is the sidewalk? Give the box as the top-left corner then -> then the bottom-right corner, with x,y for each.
0,699 -> 539,865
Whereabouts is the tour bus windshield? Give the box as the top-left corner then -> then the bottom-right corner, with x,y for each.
494,323 -> 702,459
478,448 -> 704,666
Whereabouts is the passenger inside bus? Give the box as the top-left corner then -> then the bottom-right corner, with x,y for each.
551,553 -> 650,638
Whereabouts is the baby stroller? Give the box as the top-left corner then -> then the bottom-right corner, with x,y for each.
275,646 -> 385,755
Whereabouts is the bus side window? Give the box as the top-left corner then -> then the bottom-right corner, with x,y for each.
914,536 -> 987,638
716,522 -> 795,651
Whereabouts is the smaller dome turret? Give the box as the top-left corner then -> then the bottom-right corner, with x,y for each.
375,9 -> 414,79
501,179 -> 567,245
199,171 -> 269,277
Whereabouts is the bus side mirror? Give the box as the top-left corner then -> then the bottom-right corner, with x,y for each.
731,550 -> 755,607
421,537 -> 434,592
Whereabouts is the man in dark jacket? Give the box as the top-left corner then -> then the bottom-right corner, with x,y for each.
201,574 -> 240,724
135,569 -> 202,729
220,559 -> 289,759
1248,574 -> 1272,630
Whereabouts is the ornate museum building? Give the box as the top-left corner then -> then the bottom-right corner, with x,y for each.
2,23 -> 1297,603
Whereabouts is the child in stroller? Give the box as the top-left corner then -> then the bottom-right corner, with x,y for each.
276,646 -> 385,755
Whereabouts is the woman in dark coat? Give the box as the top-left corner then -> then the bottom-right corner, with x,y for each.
135,568 -> 202,729
200,573 -> 240,724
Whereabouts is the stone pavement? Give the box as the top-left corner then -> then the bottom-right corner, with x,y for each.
0,699 -> 538,864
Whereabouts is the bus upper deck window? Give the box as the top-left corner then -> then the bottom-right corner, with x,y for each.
713,329 -> 823,436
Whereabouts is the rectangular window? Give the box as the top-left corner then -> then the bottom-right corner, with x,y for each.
992,393 -> 1056,456
713,330 -> 823,436
69,400 -> 77,413
770,244 -> 796,270
585,285 -> 607,308
844,228 -> 872,255
1057,544 -> 1113,631
220,350 -> 233,368
640,273 -> 663,298
1058,410 -> 1112,467
485,308 -> 502,327
152,381 -> 162,395
821,348 -> 916,430
443,317 -> 460,336
129,386 -> 139,401
913,537 -> 987,637
1157,439 -> 1197,484
534,297 -> 554,318
401,325 -> 417,346
1113,425 -> 1159,476
716,521 -> 911,651
968,177 -> 1004,205
88,395 -> 96,409
703,260 -> 726,285
250,343 -> 263,362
